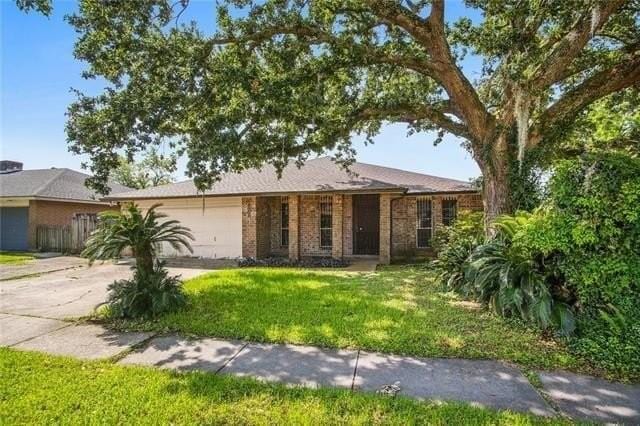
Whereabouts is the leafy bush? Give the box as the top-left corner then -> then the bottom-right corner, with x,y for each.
433,211 -> 484,294
465,213 -> 576,336
107,261 -> 186,319
520,152 -> 640,377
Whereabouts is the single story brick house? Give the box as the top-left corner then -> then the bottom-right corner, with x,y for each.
106,157 -> 482,264
0,161 -> 128,251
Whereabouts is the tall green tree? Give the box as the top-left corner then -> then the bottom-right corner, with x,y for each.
18,0 -> 640,226
111,147 -> 177,189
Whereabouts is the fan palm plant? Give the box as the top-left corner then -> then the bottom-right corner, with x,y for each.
83,203 -> 194,318
83,203 -> 194,274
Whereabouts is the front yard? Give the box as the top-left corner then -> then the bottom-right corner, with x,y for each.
0,348 -> 561,425
110,265 -> 588,375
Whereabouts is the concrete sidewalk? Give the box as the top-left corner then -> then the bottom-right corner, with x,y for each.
3,313 -> 639,423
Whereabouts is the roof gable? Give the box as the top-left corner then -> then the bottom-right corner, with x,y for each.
0,168 -> 130,202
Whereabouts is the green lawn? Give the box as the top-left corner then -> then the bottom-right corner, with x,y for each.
0,251 -> 34,265
110,266 -> 590,375
0,349 -> 562,425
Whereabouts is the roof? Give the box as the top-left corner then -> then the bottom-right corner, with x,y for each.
106,157 -> 475,200
0,168 -> 130,203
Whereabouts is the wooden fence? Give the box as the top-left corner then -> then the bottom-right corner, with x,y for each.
36,213 -> 98,253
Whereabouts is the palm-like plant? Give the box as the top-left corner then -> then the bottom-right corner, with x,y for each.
83,203 -> 194,273
465,212 -> 575,336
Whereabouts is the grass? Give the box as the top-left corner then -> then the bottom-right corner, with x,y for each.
0,348 -> 563,425
109,265 -> 590,375
0,251 -> 34,265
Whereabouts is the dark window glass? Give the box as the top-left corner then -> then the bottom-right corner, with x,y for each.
320,199 -> 332,248
416,198 -> 432,248
442,199 -> 457,226
281,200 -> 289,247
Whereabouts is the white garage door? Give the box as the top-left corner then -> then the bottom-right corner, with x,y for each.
137,197 -> 242,259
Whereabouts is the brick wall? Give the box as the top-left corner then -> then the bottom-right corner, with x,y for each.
342,194 -> 353,256
390,192 -> 483,259
27,199 -> 116,249
242,191 -> 482,262
379,193 -> 392,264
299,195 -> 332,257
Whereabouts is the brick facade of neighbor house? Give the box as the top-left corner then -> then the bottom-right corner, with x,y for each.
240,191 -> 482,264
27,199 -> 116,249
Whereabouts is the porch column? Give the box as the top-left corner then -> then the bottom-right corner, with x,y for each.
288,195 -> 300,260
241,196 -> 257,258
332,194 -> 343,259
379,193 -> 391,264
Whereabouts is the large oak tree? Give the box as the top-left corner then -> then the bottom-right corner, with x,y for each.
20,0 -> 640,225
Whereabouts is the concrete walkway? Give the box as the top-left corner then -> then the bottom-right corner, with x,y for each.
2,315 -> 639,423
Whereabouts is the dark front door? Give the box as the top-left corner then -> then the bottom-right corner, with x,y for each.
353,194 -> 379,255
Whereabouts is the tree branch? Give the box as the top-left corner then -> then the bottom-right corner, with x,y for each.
355,102 -> 470,139
530,52 -> 640,147
366,0 -> 491,144
531,0 -> 627,89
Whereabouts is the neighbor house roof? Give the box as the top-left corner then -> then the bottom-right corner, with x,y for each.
106,157 -> 475,201
0,168 -> 130,203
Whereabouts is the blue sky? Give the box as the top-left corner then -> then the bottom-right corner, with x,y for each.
1,1 -> 481,182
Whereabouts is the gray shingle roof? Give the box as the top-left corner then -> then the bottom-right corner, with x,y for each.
0,168 -> 130,203
106,157 -> 475,200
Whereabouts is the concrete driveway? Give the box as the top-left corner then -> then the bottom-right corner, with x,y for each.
0,259 -> 211,319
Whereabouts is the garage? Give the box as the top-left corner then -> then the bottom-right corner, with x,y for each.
137,197 -> 243,259
0,207 -> 29,251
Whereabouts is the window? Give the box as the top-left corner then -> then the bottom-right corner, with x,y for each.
442,199 -> 457,226
319,196 -> 332,249
281,197 -> 289,247
416,197 -> 432,248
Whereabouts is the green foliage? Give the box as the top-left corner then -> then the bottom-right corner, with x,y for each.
22,0 -> 634,195
106,261 -> 186,319
83,203 -> 194,272
433,211 -> 484,294
465,213 -> 575,336
83,203 -> 193,319
111,147 -> 177,190
517,152 -> 640,377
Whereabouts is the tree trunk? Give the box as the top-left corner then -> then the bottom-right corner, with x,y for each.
480,133 -> 513,235
482,166 -> 511,233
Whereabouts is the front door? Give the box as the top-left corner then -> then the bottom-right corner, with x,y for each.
353,194 -> 380,255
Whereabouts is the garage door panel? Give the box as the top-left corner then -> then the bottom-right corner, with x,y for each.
142,198 -> 242,259
0,207 -> 29,251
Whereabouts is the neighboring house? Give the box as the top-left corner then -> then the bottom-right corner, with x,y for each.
106,157 -> 482,264
0,161 -> 129,251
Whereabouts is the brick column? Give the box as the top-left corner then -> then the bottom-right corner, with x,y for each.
242,196 -> 257,258
332,194 -> 343,259
288,195 -> 300,260
379,193 -> 391,264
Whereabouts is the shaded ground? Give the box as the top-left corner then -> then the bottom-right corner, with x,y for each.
111,266 -> 588,375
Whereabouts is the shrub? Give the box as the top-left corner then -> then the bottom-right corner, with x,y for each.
520,152 -> 640,377
107,261 -> 186,319
465,212 -> 576,336
433,211 -> 483,294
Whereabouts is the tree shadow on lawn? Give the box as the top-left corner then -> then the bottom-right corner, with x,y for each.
146,268 -> 578,370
